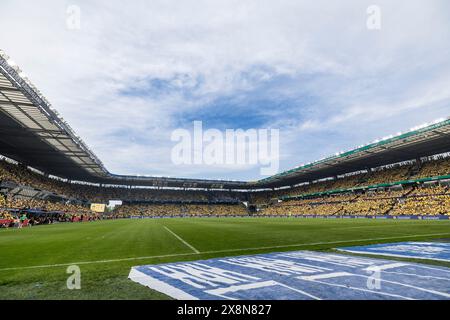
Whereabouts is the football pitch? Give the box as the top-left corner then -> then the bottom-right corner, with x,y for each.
1,217 -> 450,300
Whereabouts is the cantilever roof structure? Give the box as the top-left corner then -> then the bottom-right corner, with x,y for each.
0,51 -> 450,190
259,118 -> 450,188
0,52 -> 248,190
0,54 -> 106,178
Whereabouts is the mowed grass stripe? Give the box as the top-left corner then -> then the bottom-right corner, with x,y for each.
162,226 -> 200,253
1,218 -> 449,267
0,219 -> 192,268
158,217 -> 450,252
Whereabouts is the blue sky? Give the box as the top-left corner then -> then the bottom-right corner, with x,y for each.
1,0 -> 449,180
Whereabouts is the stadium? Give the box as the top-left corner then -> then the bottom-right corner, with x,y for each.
1,2 -> 450,305
1,50 -> 450,300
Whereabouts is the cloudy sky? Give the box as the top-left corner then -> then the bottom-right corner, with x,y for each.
1,0 -> 449,180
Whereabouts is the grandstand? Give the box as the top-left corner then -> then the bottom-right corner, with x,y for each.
1,49 -> 450,220
1,51 -> 450,302
2,143 -> 450,220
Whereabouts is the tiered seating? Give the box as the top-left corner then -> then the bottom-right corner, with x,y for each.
5,198 -> 92,214
113,203 -> 248,218
0,193 -> 5,207
186,204 -> 248,216
264,194 -> 358,216
2,153 -> 450,220
389,186 -> 450,216
340,197 -> 395,216
414,157 -> 450,178
251,155 -> 450,206
0,194 -> 13,226
114,204 -> 182,218
264,185 -> 450,216
1,158 -> 245,203
365,165 -> 411,185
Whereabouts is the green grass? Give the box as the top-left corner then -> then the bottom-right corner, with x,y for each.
1,217 -> 450,299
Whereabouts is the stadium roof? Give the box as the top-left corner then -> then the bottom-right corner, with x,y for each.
1,51 -> 449,190
259,118 -> 450,188
0,52 -> 248,190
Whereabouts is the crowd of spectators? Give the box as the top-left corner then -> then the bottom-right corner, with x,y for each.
113,203 -> 248,218
1,194 -> 14,223
413,156 -> 450,179
389,185 -> 450,216
0,192 -> 101,228
263,185 -> 450,216
0,158 -> 245,203
250,156 -> 450,204
3,197 -> 91,214
1,154 -> 450,220
0,210 -> 102,228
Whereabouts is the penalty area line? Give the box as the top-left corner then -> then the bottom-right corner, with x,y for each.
1,232 -> 450,271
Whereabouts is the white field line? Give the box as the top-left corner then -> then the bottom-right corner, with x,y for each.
300,267 -> 450,299
336,249 -> 450,262
381,270 -> 450,281
410,263 -> 450,273
1,232 -> 450,272
205,280 -> 322,300
163,226 -> 200,254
